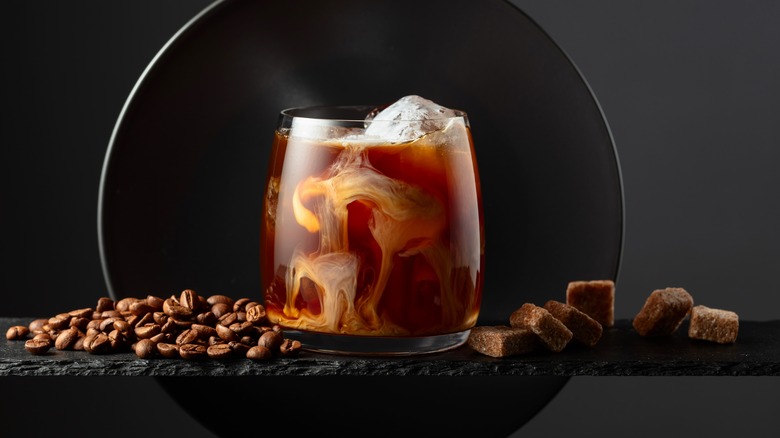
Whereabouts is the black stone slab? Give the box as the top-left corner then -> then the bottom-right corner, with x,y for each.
2,317 -> 778,376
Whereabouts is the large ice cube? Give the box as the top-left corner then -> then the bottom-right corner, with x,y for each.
364,95 -> 459,143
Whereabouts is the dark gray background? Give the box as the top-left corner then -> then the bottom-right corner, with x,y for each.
2,1 -> 777,437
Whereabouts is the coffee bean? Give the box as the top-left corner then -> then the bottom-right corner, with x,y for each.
258,331 -> 283,352
210,302 -> 231,318
134,339 -> 157,359
229,341 -> 250,356
216,324 -> 238,342
68,308 -> 93,319
47,315 -> 70,330
247,346 -> 273,361
95,297 -> 114,313
6,325 -> 29,340
135,324 -> 161,339
191,324 -> 217,339
108,329 -> 127,350
176,329 -> 199,346
28,319 -> 48,333
279,339 -> 302,357
55,327 -> 79,350
206,294 -> 234,307
179,343 -> 207,360
24,338 -> 52,355
129,301 -> 154,316
145,295 -> 165,311
207,343 -> 233,359
246,304 -> 267,324
156,342 -> 179,358
83,333 -> 111,354
179,289 -> 199,311
233,297 -> 252,313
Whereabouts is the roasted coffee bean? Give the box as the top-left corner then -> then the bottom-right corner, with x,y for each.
28,319 -> 48,333
73,336 -> 85,351
25,338 -> 52,355
68,308 -> 93,319
47,315 -> 70,330
216,324 -> 238,342
218,312 -> 238,327
164,302 -> 193,319
160,318 -> 177,334
33,333 -> 52,342
136,312 -> 155,327
179,343 -> 207,360
195,311 -> 217,327
113,320 -> 130,333
207,294 -> 234,307
100,310 -> 123,319
83,333 -> 111,354
229,341 -> 250,355
134,339 -> 157,359
176,329 -> 199,346
152,312 -> 168,325
156,342 -> 179,358
207,343 -> 232,360
246,304 -> 267,324
146,295 -> 165,310
129,301 -> 154,316
135,324 -> 161,339
108,329 -> 127,350
99,317 -> 120,333
95,297 -> 114,313
247,345 -> 272,361
171,318 -> 193,329
70,317 -> 90,331
6,325 -> 29,340
233,298 -> 252,313
279,339 -> 302,357
55,327 -> 79,350
210,303 -> 231,318
258,331 -> 283,352
85,327 -> 101,337
240,336 -> 255,346
115,297 -> 141,313
208,336 -> 223,346
191,324 -> 217,339
179,289 -> 199,311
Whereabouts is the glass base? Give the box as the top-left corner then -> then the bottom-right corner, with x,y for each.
281,329 -> 472,357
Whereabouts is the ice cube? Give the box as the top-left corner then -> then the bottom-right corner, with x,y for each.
364,95 -> 459,143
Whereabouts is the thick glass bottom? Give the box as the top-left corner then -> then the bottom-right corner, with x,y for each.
281,329 -> 472,356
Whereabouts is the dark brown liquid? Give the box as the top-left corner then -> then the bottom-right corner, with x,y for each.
261,125 -> 483,336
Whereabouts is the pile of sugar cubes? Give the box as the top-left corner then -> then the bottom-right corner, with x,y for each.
468,280 -> 739,358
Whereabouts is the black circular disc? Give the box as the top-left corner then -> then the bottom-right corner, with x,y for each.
97,0 -> 623,437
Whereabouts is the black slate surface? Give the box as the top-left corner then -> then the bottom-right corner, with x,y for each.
2,317 -> 778,376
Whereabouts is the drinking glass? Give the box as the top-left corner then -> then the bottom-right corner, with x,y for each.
261,103 -> 484,355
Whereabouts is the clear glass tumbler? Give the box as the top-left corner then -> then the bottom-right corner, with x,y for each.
261,102 -> 484,355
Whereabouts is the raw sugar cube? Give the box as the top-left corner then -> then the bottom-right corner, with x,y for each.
467,325 -> 538,358
566,279 -> 615,327
688,305 -> 739,344
632,287 -> 694,336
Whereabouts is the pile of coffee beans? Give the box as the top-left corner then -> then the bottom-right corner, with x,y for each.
5,289 -> 302,361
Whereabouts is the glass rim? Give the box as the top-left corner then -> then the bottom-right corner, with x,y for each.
279,104 -> 468,122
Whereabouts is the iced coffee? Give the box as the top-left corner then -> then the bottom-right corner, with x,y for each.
261,95 -> 484,355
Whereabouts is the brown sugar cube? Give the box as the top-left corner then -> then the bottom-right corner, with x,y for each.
543,300 -> 603,347
510,303 -> 573,352
688,305 -> 739,344
565,280 -> 615,327
632,287 -> 694,336
467,326 -> 538,358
